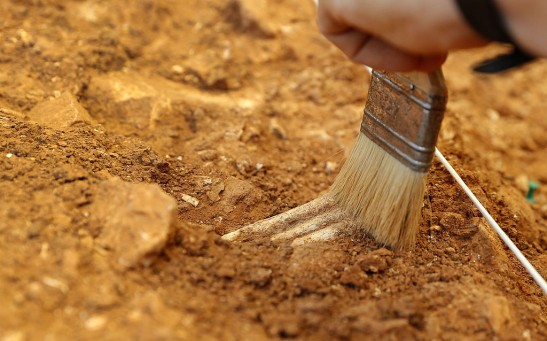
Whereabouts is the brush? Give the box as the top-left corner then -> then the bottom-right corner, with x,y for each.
329,70 -> 447,249
222,70 -> 447,249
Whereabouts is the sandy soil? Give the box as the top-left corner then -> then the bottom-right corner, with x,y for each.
0,0 -> 546,340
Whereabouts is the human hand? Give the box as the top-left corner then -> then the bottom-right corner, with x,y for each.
317,0 -> 487,71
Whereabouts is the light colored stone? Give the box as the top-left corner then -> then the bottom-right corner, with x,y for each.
94,177 -> 176,269
87,72 -> 171,129
515,174 -> 529,195
269,118 -> 287,139
84,315 -> 107,331
485,295 -> 513,334
206,181 -> 225,202
223,176 -> 254,205
28,92 -> 94,130
87,71 -> 262,129
181,193 -> 199,207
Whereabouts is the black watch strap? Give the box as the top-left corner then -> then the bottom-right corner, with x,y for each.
456,0 -> 513,43
473,48 -> 535,73
455,0 -> 535,73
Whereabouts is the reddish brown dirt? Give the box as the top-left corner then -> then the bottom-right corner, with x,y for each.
1,1 -> 546,340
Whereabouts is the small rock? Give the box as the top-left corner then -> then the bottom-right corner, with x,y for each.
93,178 -> 176,270
206,181 -> 225,202
444,247 -> 456,254
440,212 -> 478,238
171,64 -> 184,74
181,193 -> 199,207
486,108 -> 500,121
197,149 -> 218,162
439,212 -> 464,230
484,295 -> 513,334
0,107 -> 25,120
28,92 -> 95,130
430,225 -> 442,232
269,118 -> 287,139
17,29 -> 34,47
241,125 -> 261,142
357,254 -> 388,274
42,277 -> 69,294
84,315 -> 107,331
281,177 -> 293,186
222,176 -> 258,207
87,72 -> 172,129
444,247 -> 459,261
264,315 -> 302,338
215,263 -> 236,278
325,161 -> 337,175
247,267 -> 272,287
180,222 -> 211,257
235,156 -> 255,176
515,174 -> 529,195
340,264 -> 367,287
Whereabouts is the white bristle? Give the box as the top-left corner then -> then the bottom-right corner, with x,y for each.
329,133 -> 426,249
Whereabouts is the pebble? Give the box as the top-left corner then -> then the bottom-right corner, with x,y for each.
181,193 -> 199,207
444,247 -> 459,261
222,176 -> 256,206
439,212 -> 464,229
94,178 -> 176,269
325,161 -> 337,175
42,277 -> 69,294
357,254 -> 388,274
171,64 -> 183,74
197,149 -> 218,162
430,225 -> 442,232
444,247 -> 456,254
484,295 -> 512,334
514,174 -> 529,195
247,267 -> 272,287
235,157 -> 254,176
87,72 -> 172,129
269,118 -> 288,140
206,181 -> 225,202
27,92 -> 95,130
84,315 -> 107,331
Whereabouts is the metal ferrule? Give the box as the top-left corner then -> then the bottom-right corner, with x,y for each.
361,70 -> 448,173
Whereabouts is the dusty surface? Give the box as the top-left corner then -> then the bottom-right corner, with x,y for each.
0,0 -> 546,340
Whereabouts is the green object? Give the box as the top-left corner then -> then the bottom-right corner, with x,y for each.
526,181 -> 540,203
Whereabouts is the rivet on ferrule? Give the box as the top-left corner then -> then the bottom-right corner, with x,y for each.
360,70 -> 448,173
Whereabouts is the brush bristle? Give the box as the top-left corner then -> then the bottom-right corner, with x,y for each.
329,133 -> 426,249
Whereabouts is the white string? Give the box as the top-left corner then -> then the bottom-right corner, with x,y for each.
435,148 -> 547,295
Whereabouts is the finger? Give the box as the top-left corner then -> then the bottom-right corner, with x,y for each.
316,0 -> 351,35
324,29 -> 447,72
352,36 -> 447,71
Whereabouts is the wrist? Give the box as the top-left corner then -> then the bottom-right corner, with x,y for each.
496,0 -> 547,56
